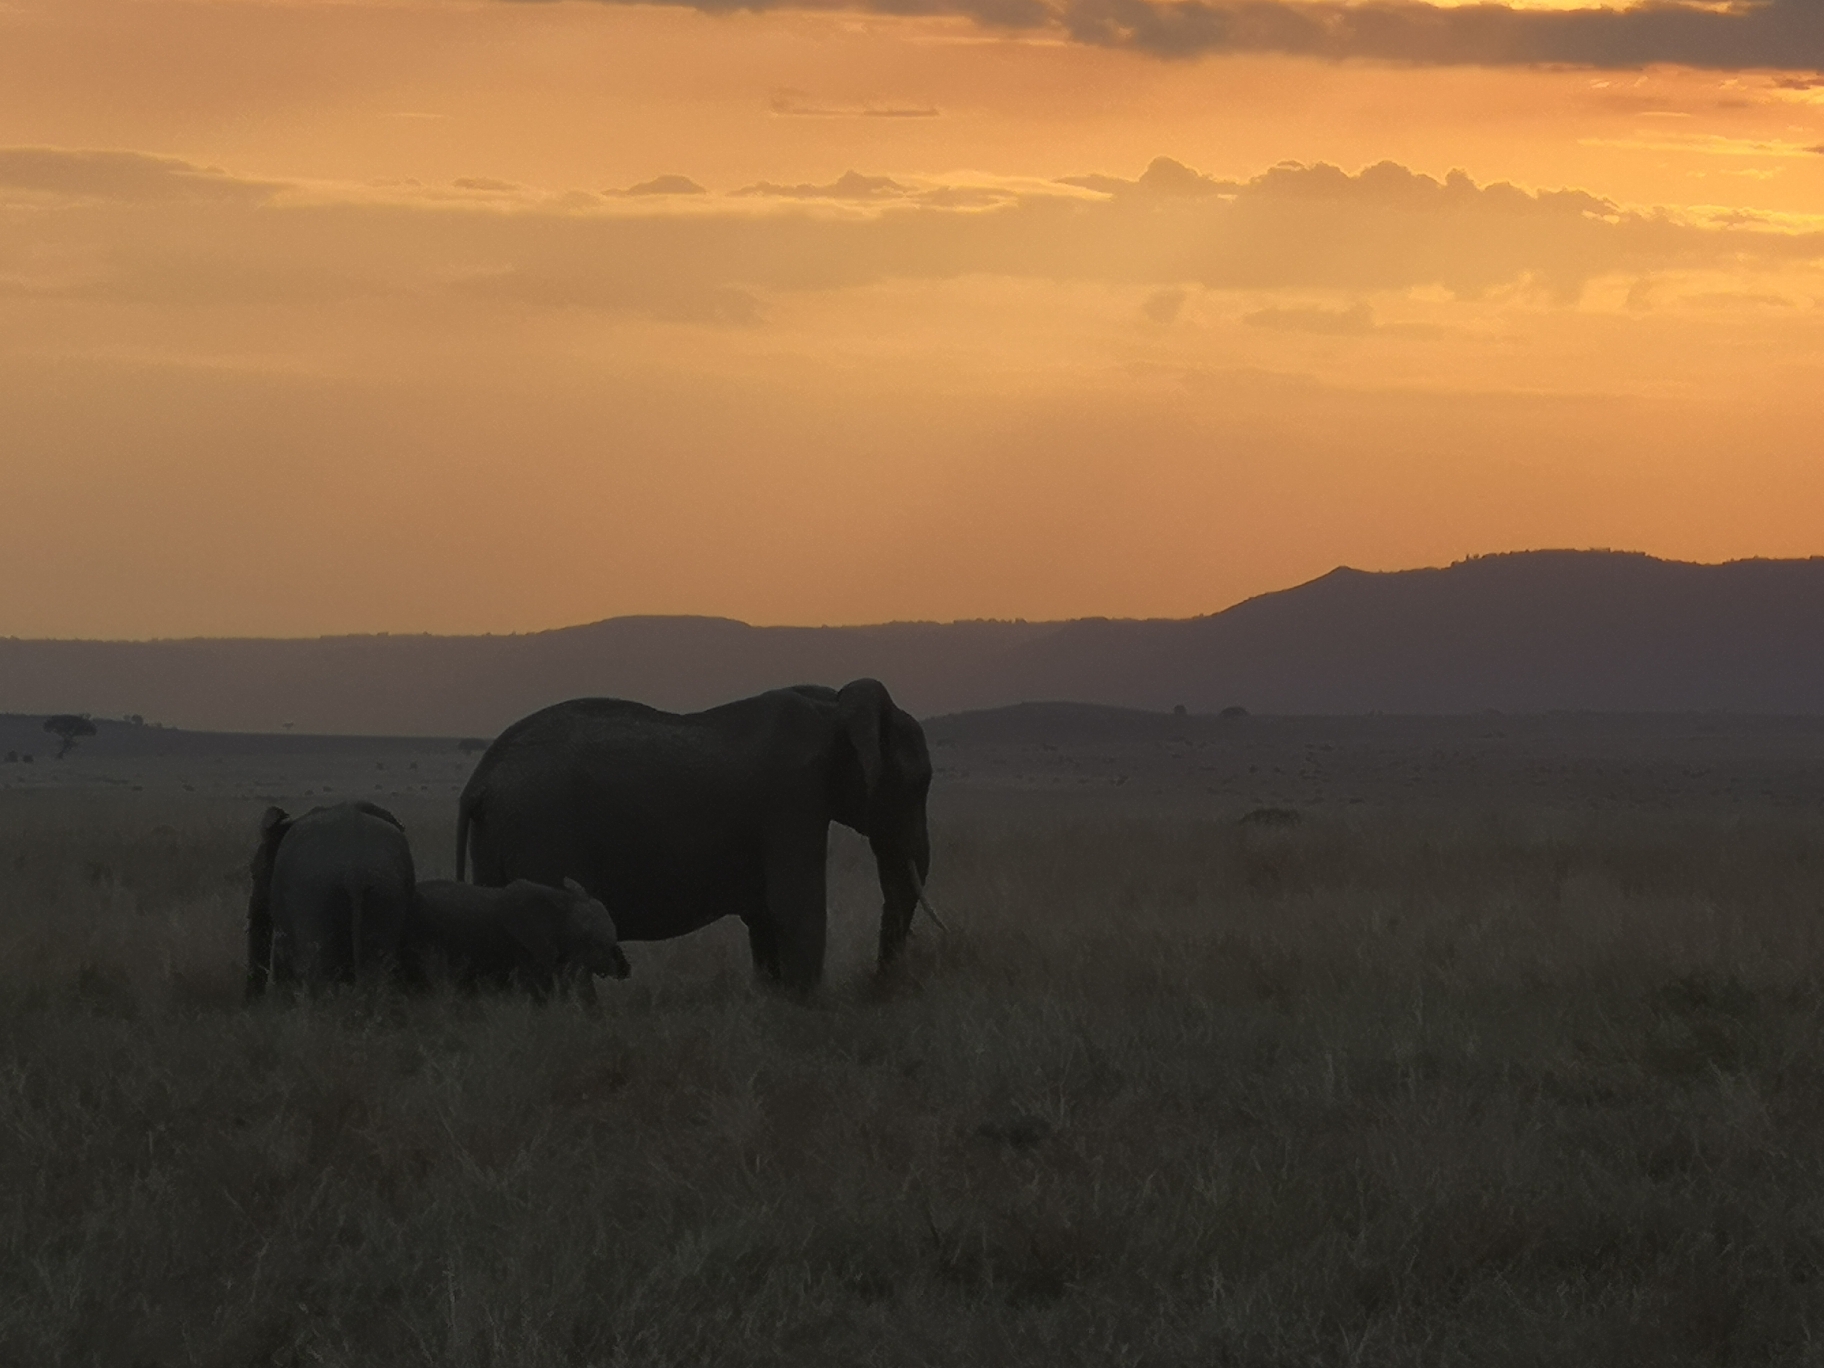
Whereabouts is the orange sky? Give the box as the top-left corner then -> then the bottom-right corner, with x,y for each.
2,0 -> 1822,638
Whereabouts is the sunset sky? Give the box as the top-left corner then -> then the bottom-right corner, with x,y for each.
3,0 -> 1822,638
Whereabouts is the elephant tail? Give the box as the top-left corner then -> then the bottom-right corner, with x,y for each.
455,791 -> 474,882
244,896 -> 272,1002
244,806 -> 288,1003
348,883 -> 366,977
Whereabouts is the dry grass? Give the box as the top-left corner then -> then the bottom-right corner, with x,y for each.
6,787 -> 1824,1365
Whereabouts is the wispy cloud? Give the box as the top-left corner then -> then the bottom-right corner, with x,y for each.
1580,133 -> 1824,158
1060,156 -> 1234,198
769,89 -> 940,118
1244,301 -> 1376,334
0,147 -> 281,204
733,170 -> 913,200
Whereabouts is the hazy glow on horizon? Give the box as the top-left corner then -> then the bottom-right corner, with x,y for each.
2,0 -> 1822,638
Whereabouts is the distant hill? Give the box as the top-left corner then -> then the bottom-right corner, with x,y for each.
3,551 -> 1822,733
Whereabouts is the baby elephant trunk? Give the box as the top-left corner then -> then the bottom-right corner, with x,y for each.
561,877 -> 631,980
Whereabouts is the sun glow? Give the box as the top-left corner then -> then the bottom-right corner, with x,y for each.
0,0 -> 1821,637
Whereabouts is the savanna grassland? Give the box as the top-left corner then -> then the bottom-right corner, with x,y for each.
5,713 -> 1824,1366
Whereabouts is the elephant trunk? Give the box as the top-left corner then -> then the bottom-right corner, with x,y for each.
874,856 -> 948,971
906,861 -> 948,932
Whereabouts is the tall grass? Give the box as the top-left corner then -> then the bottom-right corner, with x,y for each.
4,790 -> 1824,1364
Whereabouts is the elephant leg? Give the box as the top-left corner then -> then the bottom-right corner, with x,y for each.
271,927 -> 298,989
294,904 -> 345,991
744,916 -> 782,981
359,888 -> 411,988
776,914 -> 826,997
773,857 -> 831,999
765,828 -> 829,997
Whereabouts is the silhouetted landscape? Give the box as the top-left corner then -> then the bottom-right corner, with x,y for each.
8,549 -> 1824,1364
14,0 -> 1824,1353
6,550 -> 1824,734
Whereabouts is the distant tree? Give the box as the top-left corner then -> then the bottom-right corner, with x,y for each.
123,714 -> 144,726
1173,704 -> 1188,716
1219,705 -> 1249,719
457,738 -> 489,754
44,714 -> 97,758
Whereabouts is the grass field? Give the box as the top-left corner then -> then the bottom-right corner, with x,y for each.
5,719 -> 1824,1365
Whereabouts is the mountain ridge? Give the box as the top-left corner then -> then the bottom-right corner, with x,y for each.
4,550 -> 1821,733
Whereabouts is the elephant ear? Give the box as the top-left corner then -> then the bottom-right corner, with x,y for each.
836,679 -> 891,804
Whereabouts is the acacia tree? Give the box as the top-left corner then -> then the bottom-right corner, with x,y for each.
44,714 -> 97,759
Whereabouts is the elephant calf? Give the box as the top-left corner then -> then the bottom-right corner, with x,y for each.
404,877 -> 630,998
247,801 -> 416,999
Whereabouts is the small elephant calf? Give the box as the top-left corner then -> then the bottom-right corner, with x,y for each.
405,877 -> 630,997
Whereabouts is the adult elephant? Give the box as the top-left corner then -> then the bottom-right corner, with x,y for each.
246,801 -> 416,999
456,679 -> 933,995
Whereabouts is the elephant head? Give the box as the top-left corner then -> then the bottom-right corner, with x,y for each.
834,678 -> 934,967
549,876 -> 632,980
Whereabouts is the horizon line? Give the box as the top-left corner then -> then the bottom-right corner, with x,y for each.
4,547 -> 1822,646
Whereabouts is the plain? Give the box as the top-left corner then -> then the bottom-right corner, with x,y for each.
3,712 -> 1824,1366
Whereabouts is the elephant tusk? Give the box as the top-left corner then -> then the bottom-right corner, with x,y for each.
906,862 -> 949,933
917,892 -> 949,933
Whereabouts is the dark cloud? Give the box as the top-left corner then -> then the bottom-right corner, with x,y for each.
509,0 -> 1054,24
0,148 -> 280,203
531,0 -> 1824,74
1054,0 -> 1824,68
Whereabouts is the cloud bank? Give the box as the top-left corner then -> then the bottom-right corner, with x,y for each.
5,148 -> 1821,322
